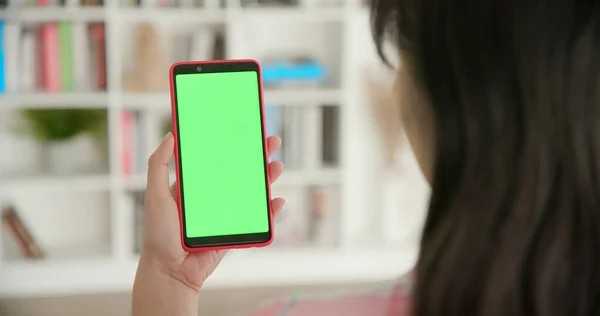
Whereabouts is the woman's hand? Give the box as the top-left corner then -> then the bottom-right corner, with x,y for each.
132,132 -> 285,316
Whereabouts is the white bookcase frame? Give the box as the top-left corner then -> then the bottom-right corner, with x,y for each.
0,0 -> 426,298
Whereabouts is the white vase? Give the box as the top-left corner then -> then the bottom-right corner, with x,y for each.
40,134 -> 104,175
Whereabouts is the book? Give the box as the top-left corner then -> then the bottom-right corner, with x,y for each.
281,106 -> 304,169
291,106 -> 304,168
40,23 -> 61,92
321,105 -> 339,166
131,191 -> 145,254
0,21 -> 5,94
73,22 -> 92,91
59,21 -> 74,92
1,205 -> 45,259
20,28 -> 37,91
121,111 -> 136,175
265,105 -> 282,162
81,0 -> 103,5
281,107 -> 294,168
89,23 -> 106,90
3,23 -> 20,93
121,111 -> 146,175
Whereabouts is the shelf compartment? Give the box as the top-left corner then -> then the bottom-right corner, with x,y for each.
1,190 -> 112,264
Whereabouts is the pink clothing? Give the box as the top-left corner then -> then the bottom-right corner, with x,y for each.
249,273 -> 413,316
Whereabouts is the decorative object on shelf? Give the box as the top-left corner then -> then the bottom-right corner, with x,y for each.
309,185 -> 340,248
2,204 -> 45,260
17,109 -> 108,174
306,186 -> 325,242
123,23 -> 169,92
261,57 -> 327,87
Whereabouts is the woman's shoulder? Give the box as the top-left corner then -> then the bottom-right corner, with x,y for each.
248,271 -> 414,316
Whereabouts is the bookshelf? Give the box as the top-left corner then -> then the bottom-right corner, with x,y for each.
0,0 -> 430,298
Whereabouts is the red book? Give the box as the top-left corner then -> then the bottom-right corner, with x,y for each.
90,24 -> 106,90
40,23 -> 61,92
121,111 -> 135,175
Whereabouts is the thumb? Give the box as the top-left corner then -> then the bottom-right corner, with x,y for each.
146,132 -> 174,202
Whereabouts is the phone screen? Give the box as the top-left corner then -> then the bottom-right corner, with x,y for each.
172,61 -> 271,248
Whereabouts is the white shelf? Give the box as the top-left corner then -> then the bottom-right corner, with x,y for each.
238,7 -> 345,22
0,174 -> 111,193
0,92 -> 109,109
0,88 -> 341,110
118,8 -> 227,23
0,248 -> 417,298
120,88 -> 342,111
122,168 -> 340,190
0,8 -> 106,22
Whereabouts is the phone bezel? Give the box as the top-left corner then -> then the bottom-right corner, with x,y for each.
169,60 -> 274,251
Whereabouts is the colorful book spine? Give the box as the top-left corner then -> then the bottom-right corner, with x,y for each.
40,23 -> 61,92
20,28 -> 37,91
90,24 -> 106,90
121,111 -> 136,175
59,21 -> 74,92
0,21 -> 5,94
4,23 -> 20,93
265,105 -> 281,162
73,22 -> 90,91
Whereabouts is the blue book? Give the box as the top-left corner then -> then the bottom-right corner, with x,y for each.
265,105 -> 281,162
0,21 -> 5,94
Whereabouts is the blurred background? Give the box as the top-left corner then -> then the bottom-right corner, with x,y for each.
0,0 -> 430,315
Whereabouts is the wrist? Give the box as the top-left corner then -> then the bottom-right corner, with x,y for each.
137,253 -> 202,294
132,255 -> 200,316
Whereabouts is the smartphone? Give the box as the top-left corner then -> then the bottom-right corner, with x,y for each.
169,59 -> 273,251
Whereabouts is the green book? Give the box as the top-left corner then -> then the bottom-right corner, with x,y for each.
59,21 -> 74,92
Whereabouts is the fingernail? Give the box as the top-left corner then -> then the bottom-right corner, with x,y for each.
163,131 -> 172,140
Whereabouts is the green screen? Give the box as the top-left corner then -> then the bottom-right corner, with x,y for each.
175,71 -> 270,238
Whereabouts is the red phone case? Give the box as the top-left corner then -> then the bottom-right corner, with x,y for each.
169,59 -> 274,252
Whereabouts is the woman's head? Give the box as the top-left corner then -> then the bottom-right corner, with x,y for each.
371,1 -> 600,315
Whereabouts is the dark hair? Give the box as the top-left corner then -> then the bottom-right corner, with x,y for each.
371,1 -> 600,316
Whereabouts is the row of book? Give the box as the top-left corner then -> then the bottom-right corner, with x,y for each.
120,105 -> 340,175
130,185 -> 340,253
0,0 -> 102,6
0,22 -> 106,94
